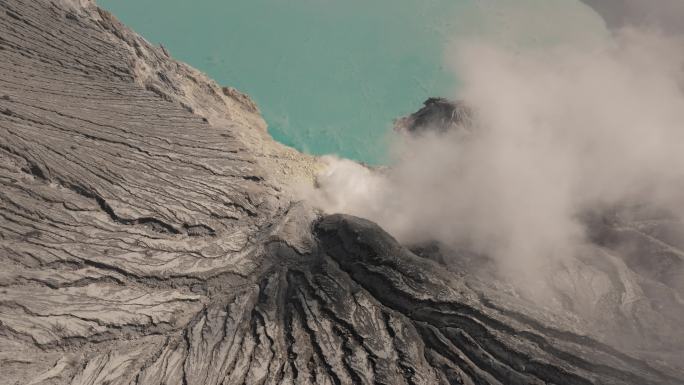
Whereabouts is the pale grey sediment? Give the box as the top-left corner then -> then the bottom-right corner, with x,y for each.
0,1 -> 682,384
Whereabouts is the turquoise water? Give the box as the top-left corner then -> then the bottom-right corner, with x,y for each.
98,0 -> 607,164
98,0 -> 462,164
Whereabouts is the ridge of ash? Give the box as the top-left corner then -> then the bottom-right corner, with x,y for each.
0,1 -> 683,384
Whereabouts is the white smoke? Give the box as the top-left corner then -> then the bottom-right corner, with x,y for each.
582,0 -> 684,34
303,1 -> 684,284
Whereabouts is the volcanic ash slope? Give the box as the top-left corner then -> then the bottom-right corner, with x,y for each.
0,1 -> 682,384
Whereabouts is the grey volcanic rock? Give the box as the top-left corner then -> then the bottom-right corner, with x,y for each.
0,1 -> 683,385
394,97 -> 472,135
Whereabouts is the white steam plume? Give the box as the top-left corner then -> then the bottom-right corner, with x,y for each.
303,1 -> 684,284
582,0 -> 684,34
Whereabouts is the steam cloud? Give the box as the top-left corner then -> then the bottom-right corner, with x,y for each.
303,1 -> 684,285
582,0 -> 684,34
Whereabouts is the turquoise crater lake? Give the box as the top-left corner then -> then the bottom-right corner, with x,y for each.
98,0 -> 463,164
98,0 -> 607,164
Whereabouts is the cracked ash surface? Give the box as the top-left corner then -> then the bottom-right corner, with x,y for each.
1,1 -> 683,384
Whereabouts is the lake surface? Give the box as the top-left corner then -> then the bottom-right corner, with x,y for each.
98,0 -> 606,164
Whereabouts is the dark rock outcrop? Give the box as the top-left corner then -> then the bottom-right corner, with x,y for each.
394,97 -> 473,135
1,1 -> 682,384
